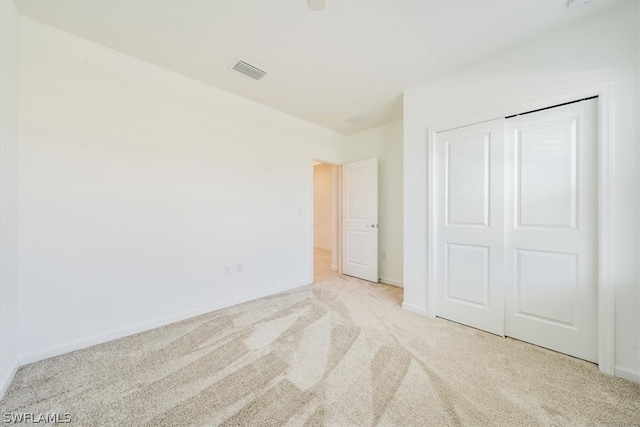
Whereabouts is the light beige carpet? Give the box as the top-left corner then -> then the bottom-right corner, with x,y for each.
1,275 -> 639,426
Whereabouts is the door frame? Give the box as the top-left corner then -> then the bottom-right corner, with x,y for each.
424,83 -> 615,375
310,158 -> 343,281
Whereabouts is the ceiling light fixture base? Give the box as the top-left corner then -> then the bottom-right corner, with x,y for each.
308,0 -> 327,12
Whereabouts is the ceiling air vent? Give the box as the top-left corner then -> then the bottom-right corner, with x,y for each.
232,60 -> 267,80
345,115 -> 367,125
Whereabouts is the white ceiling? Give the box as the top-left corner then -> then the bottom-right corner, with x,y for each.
16,0 -> 624,135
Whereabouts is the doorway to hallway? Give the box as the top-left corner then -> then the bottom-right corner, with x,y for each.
313,160 -> 339,282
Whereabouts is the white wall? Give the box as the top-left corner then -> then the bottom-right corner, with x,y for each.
313,163 -> 333,251
404,2 -> 639,380
17,17 -> 348,363
344,120 -> 403,287
0,0 -> 21,398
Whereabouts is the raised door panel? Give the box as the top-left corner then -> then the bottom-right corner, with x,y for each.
446,135 -> 490,227
515,249 -> 577,327
347,231 -> 370,267
347,166 -> 370,220
446,244 -> 490,308
516,119 -> 578,229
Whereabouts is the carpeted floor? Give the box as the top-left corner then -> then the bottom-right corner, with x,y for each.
1,275 -> 639,426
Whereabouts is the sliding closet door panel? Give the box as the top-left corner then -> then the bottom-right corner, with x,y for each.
504,99 -> 598,362
435,119 -> 505,336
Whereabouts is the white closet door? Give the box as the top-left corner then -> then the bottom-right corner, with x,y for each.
504,99 -> 598,362
435,119 -> 505,336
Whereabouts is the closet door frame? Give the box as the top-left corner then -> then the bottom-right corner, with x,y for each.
424,83 -> 614,375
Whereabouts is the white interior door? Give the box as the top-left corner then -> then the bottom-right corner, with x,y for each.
342,158 -> 378,282
504,99 -> 598,362
435,119 -> 505,336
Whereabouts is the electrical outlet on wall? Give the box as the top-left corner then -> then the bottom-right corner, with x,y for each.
224,265 -> 231,276
236,263 -> 244,274
381,251 -> 387,260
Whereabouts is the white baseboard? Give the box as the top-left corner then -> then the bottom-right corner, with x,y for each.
1,362 -> 19,399
615,366 -> 640,384
380,277 -> 403,288
402,302 -> 431,317
19,280 -> 311,367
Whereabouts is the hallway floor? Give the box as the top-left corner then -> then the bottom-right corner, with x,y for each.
313,247 -> 338,282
